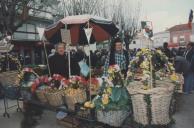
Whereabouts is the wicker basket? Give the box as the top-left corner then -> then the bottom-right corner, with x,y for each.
97,110 -> 129,127
127,82 -> 175,126
0,71 -> 20,86
36,90 -> 48,103
64,89 -> 87,111
45,90 -> 64,107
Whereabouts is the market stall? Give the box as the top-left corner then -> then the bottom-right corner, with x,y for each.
15,15 -> 182,128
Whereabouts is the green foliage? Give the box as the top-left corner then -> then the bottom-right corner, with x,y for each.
94,86 -> 130,111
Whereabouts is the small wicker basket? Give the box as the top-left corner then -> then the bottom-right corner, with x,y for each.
36,90 -> 48,103
127,81 -> 175,126
45,90 -> 64,107
97,110 -> 129,127
64,89 -> 87,111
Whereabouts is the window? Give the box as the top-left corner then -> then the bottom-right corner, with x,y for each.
173,37 -> 177,43
190,35 -> 194,41
13,23 -> 39,40
179,36 -> 185,42
27,24 -> 36,33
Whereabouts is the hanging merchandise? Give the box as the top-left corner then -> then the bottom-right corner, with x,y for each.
78,60 -> 89,77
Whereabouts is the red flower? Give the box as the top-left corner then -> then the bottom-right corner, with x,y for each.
23,68 -> 33,73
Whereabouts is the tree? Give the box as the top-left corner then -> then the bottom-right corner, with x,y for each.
55,0 -> 101,17
0,0 -> 60,40
100,0 -> 142,50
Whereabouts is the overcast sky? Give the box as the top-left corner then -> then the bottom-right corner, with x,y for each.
140,0 -> 194,33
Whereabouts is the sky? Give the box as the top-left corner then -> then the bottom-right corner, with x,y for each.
140,0 -> 194,33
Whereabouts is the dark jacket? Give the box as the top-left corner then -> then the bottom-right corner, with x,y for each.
184,48 -> 194,72
163,48 -> 172,58
174,56 -> 190,75
184,48 -> 194,63
49,53 -> 69,78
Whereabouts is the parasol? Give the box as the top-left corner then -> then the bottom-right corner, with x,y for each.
44,15 -> 119,45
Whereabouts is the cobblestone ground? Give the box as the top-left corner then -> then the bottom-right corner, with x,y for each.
0,93 -> 194,128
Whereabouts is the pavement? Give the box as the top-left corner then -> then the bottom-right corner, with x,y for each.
0,93 -> 194,128
172,93 -> 194,128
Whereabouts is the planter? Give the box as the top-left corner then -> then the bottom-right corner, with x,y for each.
127,82 -> 175,126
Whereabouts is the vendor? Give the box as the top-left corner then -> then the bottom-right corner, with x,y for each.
49,43 -> 69,78
103,37 -> 129,77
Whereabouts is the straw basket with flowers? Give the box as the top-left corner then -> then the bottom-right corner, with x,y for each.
64,76 -> 87,111
43,74 -> 67,107
127,49 -> 178,127
93,65 -> 130,127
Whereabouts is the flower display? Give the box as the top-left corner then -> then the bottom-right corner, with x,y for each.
93,65 -> 130,111
128,49 -> 175,89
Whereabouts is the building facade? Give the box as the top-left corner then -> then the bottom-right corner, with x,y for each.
11,10 -> 55,65
153,31 -> 170,48
168,24 -> 193,47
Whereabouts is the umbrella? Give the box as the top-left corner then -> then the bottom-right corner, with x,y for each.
44,15 -> 119,45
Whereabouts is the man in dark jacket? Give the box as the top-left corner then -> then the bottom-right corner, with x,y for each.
183,42 -> 194,94
49,43 -> 69,78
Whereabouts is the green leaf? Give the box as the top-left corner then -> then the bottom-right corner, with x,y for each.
110,87 -> 122,102
121,87 -> 130,100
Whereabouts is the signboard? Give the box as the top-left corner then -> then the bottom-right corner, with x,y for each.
61,29 -> 71,44
84,28 -> 93,44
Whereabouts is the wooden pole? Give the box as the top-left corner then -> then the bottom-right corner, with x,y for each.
43,40 -> 51,77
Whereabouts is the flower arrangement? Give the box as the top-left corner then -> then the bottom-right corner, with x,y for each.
92,65 -> 130,111
128,49 -> 175,89
31,75 -> 50,93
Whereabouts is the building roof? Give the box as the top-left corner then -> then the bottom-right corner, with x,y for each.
168,23 -> 192,32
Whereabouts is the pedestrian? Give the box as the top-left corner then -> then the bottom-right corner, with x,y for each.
103,37 -> 129,77
162,42 -> 172,59
183,42 -> 194,94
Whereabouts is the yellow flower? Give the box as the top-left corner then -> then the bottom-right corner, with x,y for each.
84,101 -> 95,108
140,61 -> 149,70
142,85 -> 149,90
141,48 -> 147,53
102,94 -> 109,105
170,73 -> 178,81
106,87 -> 112,94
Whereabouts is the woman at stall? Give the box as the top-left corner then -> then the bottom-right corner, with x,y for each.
49,43 -> 69,78
103,37 -> 129,77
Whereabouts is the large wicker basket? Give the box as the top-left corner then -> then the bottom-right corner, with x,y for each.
45,90 -> 64,107
64,88 -> 87,111
97,110 -> 129,127
0,71 -> 20,86
127,81 -> 175,126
